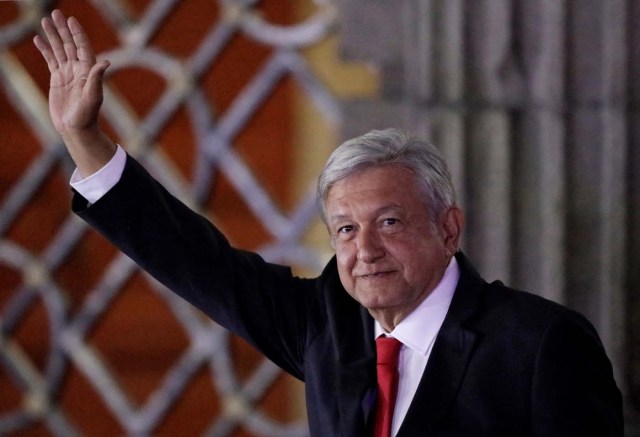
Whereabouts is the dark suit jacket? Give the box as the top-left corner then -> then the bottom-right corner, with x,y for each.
74,156 -> 623,436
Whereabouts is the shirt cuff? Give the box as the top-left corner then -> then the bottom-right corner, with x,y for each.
70,145 -> 127,204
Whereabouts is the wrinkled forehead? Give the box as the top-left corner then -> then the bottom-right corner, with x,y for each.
325,164 -> 426,203
326,166 -> 430,212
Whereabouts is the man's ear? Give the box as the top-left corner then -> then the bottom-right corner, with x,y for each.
441,206 -> 464,255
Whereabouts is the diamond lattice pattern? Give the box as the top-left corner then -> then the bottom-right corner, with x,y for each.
0,1 -> 341,435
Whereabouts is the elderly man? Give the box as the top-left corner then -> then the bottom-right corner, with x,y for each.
34,10 -> 622,436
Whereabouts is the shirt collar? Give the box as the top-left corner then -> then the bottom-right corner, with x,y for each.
374,256 -> 460,355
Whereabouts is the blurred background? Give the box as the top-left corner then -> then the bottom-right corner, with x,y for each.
0,0 -> 638,435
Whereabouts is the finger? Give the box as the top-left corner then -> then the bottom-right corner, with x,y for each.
33,34 -> 59,72
68,16 -> 95,65
41,15 -> 67,65
85,60 -> 110,97
52,10 -> 78,62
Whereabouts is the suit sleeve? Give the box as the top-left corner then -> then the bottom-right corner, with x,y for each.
530,310 -> 623,436
73,155 -> 323,381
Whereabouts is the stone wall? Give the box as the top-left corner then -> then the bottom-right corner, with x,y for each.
337,0 -> 640,432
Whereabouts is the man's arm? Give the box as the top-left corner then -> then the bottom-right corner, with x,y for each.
33,9 -> 115,177
33,11 -> 317,379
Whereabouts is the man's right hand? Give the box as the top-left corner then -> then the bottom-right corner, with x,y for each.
34,9 -> 117,177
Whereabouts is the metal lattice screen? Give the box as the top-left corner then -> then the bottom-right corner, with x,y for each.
0,0 -> 362,435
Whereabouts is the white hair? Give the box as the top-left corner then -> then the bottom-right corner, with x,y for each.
317,128 -> 457,223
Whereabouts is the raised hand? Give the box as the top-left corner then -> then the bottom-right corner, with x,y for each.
34,9 -> 116,176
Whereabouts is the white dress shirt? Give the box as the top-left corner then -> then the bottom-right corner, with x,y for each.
374,257 -> 459,437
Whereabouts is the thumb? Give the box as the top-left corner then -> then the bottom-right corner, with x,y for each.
85,60 -> 110,100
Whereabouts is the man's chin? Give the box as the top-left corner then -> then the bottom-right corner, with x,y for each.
353,291 -> 399,311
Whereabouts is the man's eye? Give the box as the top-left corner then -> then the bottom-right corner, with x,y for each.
382,218 -> 398,226
338,225 -> 354,234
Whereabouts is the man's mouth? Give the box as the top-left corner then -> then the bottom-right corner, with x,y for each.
359,271 -> 392,278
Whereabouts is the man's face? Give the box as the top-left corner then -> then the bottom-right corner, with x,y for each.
324,165 -> 461,327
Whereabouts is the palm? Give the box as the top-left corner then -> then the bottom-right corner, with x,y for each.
48,58 -> 101,133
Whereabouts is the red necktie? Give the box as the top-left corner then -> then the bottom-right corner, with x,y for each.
374,336 -> 402,437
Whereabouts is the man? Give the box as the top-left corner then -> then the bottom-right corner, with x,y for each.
34,10 -> 623,436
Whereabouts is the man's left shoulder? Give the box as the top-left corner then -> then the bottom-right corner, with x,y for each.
476,280 -> 591,336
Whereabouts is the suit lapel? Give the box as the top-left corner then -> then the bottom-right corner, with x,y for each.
323,260 -> 377,436
335,305 -> 376,436
398,252 -> 483,435
398,321 -> 477,435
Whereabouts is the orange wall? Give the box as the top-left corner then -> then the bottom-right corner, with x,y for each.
0,1 -> 298,435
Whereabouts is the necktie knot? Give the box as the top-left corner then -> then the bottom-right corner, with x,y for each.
376,336 -> 402,365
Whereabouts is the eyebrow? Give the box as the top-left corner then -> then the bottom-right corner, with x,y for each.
327,204 -> 403,225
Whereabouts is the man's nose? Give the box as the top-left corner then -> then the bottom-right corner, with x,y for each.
356,228 -> 385,263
